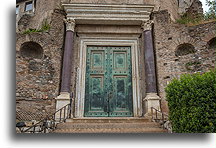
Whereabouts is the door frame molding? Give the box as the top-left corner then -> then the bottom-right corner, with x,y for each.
75,37 -> 142,118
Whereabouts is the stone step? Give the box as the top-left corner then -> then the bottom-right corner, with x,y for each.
53,117 -> 167,133
53,126 -> 167,133
53,121 -> 167,133
66,117 -> 151,123
56,122 -> 161,129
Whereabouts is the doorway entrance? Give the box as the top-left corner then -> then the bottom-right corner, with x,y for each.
84,46 -> 133,117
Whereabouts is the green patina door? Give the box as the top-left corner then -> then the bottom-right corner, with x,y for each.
84,46 -> 133,117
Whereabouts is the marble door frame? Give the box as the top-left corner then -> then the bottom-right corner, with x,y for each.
75,37 -> 142,118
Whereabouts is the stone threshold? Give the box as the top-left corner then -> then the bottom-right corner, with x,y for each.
70,117 -> 149,119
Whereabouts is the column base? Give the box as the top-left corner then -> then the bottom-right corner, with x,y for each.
55,92 -> 71,120
143,93 -> 161,116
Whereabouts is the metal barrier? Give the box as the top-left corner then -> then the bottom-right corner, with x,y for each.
20,104 -> 71,133
151,107 -> 171,131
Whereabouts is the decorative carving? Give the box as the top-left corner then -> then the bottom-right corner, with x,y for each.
141,20 -> 153,31
62,3 -> 154,25
64,18 -> 76,32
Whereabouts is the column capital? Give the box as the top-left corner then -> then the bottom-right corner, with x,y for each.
141,20 -> 154,31
64,18 -> 76,32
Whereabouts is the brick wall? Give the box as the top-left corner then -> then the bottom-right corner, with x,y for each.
16,10 -> 65,120
153,10 -> 215,112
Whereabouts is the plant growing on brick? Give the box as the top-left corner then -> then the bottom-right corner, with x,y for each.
165,69 -> 216,133
22,19 -> 51,34
185,61 -> 202,71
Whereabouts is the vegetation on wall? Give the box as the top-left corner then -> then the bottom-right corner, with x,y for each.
165,70 -> 216,133
176,15 -> 203,25
22,20 -> 51,34
176,0 -> 216,25
205,0 -> 216,19
185,61 -> 202,71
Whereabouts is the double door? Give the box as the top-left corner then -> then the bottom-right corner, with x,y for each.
84,46 -> 133,117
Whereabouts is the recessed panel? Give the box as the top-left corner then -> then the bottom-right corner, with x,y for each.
113,51 -> 127,70
90,76 -> 104,110
115,77 -> 127,110
91,51 -> 104,70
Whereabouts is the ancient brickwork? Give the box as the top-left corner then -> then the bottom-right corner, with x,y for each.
16,0 -> 215,119
16,0 -> 61,32
16,99 -> 56,121
153,10 -> 215,112
179,0 -> 203,15
16,10 -> 65,120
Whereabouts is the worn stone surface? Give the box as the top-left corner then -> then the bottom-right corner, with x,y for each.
54,118 -> 168,133
179,0 -> 203,15
62,0 -> 180,20
16,0 -> 215,120
16,0 -> 62,32
16,99 -> 56,121
152,10 -> 215,112
16,10 -> 65,119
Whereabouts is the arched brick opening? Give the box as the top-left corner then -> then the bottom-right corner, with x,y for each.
175,43 -> 195,56
20,41 -> 43,59
208,37 -> 216,50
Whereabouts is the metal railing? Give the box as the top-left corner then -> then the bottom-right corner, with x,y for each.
151,107 -> 170,130
20,104 -> 71,133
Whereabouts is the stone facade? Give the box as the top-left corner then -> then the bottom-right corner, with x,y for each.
60,0 -> 180,20
16,9 -> 65,120
16,0 -> 215,121
153,10 -> 215,112
179,0 -> 203,15
16,0 -> 62,32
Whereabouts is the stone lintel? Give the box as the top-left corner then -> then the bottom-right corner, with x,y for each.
62,3 -> 154,25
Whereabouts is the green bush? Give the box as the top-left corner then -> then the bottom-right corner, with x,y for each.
165,70 -> 216,133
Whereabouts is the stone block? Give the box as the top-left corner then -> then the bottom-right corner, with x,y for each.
143,93 -> 161,115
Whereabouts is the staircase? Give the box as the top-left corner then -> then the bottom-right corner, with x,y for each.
53,117 -> 168,133
18,104 -> 170,133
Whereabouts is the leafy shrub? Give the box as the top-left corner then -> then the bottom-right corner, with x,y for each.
165,70 -> 216,133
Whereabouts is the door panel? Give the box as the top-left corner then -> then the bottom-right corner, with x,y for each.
109,47 -> 133,117
84,46 -> 133,117
84,47 -> 108,117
